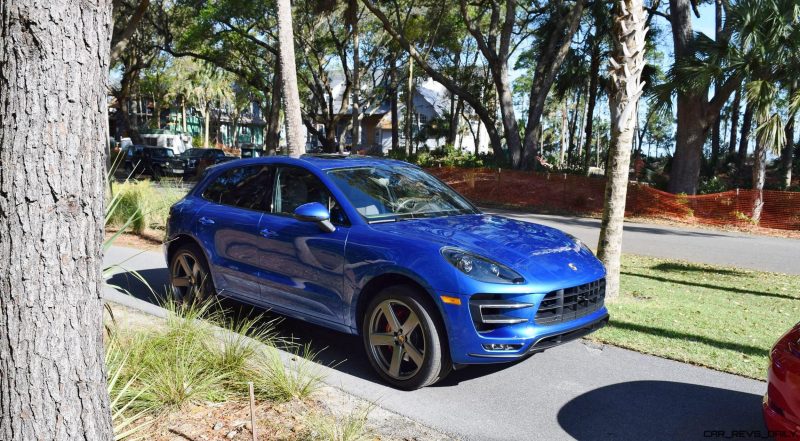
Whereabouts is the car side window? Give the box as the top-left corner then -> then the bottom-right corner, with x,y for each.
272,167 -> 348,225
201,165 -> 273,211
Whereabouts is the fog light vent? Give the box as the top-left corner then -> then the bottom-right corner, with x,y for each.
482,343 -> 523,352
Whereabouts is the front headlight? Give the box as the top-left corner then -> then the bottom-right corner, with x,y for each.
566,233 -> 592,254
441,247 -> 525,284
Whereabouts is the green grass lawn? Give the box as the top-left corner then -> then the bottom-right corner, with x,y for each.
591,254 -> 800,380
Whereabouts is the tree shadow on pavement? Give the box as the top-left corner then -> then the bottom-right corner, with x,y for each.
557,380 -> 766,441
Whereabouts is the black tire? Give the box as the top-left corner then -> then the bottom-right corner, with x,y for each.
152,166 -> 163,181
362,285 -> 451,390
168,243 -> 216,305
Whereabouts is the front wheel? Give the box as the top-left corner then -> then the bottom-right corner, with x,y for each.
169,243 -> 215,305
362,286 -> 450,390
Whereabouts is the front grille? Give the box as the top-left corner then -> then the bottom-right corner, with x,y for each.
535,278 -> 605,325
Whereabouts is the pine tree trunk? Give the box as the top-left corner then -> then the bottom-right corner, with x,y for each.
405,58 -> 414,155
597,0 -> 647,301
276,0 -> 305,157
0,1 -> 114,440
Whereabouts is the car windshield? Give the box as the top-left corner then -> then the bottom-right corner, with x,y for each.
151,149 -> 174,158
182,149 -> 205,158
326,166 -> 478,222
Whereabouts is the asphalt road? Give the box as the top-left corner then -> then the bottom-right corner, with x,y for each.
105,245 -> 770,441
485,209 -> 800,275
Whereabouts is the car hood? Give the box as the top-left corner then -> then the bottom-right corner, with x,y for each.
371,214 -> 605,287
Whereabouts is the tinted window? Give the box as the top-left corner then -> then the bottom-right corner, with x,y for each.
273,167 -> 347,224
202,165 -> 273,211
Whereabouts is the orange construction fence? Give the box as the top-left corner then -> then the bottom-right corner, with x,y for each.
428,167 -> 800,231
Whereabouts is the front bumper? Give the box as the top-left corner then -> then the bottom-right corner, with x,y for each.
440,288 -> 610,364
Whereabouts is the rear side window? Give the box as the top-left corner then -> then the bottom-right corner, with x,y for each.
201,165 -> 273,211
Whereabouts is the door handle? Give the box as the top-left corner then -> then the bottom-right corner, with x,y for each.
198,216 -> 215,225
259,228 -> 277,238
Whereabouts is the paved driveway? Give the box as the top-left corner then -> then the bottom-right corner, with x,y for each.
485,209 -> 800,275
105,246 -> 769,441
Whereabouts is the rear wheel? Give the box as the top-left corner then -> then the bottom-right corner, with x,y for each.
169,243 -> 215,305
362,285 -> 450,390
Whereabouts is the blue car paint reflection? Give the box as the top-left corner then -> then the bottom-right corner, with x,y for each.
166,155 -> 609,365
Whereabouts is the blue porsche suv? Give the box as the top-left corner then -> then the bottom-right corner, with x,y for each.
165,155 -> 609,389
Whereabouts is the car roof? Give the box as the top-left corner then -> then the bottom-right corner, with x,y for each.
201,154 -> 415,175
295,154 -> 412,171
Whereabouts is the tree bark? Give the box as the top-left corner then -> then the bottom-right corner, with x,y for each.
276,0 -> 305,157
667,0 -> 740,194
266,59 -> 282,152
204,103 -> 211,148
0,1 -> 114,440
597,0 -> 647,301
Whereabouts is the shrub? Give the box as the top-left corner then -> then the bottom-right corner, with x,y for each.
106,180 -> 184,234
105,300 -> 323,415
308,405 -> 374,441
698,177 -> 729,194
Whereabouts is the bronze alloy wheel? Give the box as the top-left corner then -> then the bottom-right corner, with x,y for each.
169,245 -> 213,304
368,299 -> 427,380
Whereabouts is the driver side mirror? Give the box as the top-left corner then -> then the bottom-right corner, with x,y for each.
293,202 -> 336,233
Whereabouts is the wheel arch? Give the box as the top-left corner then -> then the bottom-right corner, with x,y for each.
353,272 -> 449,340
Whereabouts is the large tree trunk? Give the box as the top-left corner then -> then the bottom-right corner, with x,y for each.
667,0 -> 708,195
276,0 -> 305,157
669,95 -> 708,194
597,0 -> 647,301
494,64 -> 523,167
266,62 -> 283,152
0,1 -> 114,440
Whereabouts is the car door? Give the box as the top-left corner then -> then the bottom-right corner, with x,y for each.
194,165 -> 274,299
257,165 -> 350,323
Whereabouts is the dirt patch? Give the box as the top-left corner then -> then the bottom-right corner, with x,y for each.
106,228 -> 165,250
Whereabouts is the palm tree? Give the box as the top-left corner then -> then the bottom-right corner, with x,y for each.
596,0 -> 648,300
729,0 -> 799,222
276,0 -> 305,157
187,67 -> 232,148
